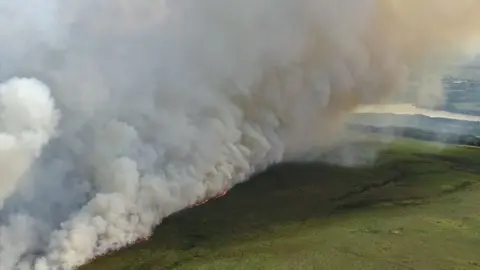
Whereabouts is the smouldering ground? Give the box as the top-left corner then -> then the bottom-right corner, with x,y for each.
81,139 -> 480,270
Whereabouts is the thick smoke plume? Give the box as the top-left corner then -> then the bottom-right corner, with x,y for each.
0,0 -> 479,269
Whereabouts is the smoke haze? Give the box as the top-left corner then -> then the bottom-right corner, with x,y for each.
0,1 -> 479,269
356,103 -> 480,122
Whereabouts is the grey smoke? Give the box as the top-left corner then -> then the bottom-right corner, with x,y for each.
0,1 -> 479,269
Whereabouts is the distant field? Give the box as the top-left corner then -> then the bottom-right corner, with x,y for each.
453,102 -> 480,111
81,139 -> 480,270
452,102 -> 480,115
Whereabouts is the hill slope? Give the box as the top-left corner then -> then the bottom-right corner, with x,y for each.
81,139 -> 480,270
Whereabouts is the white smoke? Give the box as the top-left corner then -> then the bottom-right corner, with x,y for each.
0,0 -> 480,269
0,78 -> 59,209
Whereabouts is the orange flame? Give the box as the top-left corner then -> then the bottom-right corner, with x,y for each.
193,190 -> 228,207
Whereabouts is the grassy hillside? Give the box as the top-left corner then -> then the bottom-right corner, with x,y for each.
81,139 -> 480,270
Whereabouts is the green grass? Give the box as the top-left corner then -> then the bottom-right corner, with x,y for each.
81,139 -> 480,270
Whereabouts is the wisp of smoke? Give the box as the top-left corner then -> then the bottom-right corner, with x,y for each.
0,0 -> 479,269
